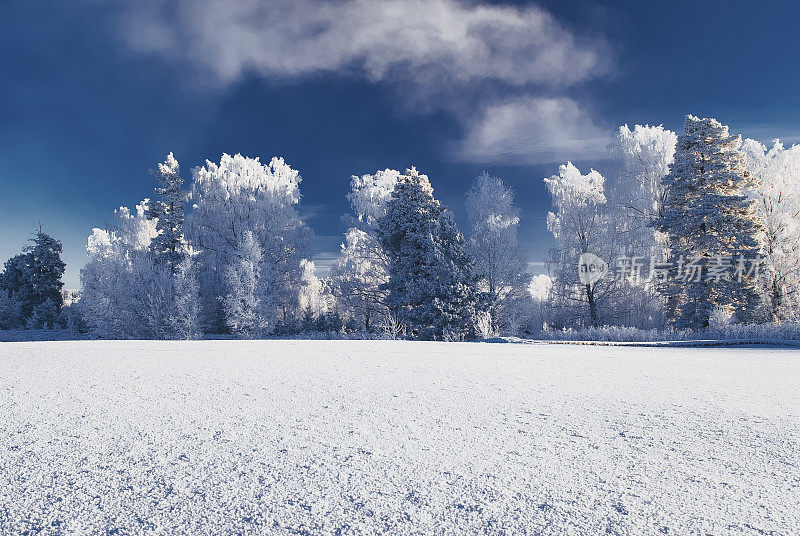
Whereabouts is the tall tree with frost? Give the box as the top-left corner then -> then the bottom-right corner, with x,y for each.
80,201 -> 159,338
330,227 -> 390,331
147,152 -> 188,271
0,229 -> 66,327
378,167 -> 478,340
603,125 -> 678,329
545,162 -> 613,327
222,231 -> 263,337
24,229 -> 66,324
465,172 -> 527,333
611,124 -> 677,254
0,254 -> 31,327
654,115 -> 763,329
80,200 -> 199,339
297,259 -> 330,322
331,169 -> 400,330
346,169 -> 402,229
742,139 -> 800,321
188,154 -> 312,332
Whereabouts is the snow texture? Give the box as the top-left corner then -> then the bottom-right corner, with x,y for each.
1,340 -> 798,535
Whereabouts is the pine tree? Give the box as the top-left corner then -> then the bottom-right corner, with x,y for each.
24,229 -> 66,318
654,115 -> 763,329
0,253 -> 32,322
147,152 -> 187,271
377,167 -> 478,340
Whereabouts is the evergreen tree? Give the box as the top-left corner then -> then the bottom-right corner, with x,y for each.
0,254 -> 32,322
654,115 -> 763,329
147,152 -> 187,271
377,167 -> 478,340
24,229 -> 66,319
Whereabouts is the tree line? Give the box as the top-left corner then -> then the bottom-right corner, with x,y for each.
2,114 -> 799,339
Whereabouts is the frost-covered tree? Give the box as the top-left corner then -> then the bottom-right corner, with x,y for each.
1,230 -> 67,325
147,152 -> 188,271
329,227 -> 390,331
222,231 -> 264,337
297,259 -> 331,322
654,115 -> 763,329
601,125 -> 679,329
80,199 -> 200,339
79,201 -> 159,338
188,154 -> 312,332
545,162 -> 614,327
0,254 -> 31,327
610,124 -> 677,255
742,139 -> 800,321
378,167 -> 478,340
169,255 -> 201,339
26,230 -> 67,316
331,169 -> 400,331
346,169 -> 402,229
0,290 -> 22,329
465,172 -> 527,334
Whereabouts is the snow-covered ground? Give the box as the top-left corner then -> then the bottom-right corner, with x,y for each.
1,341 -> 798,535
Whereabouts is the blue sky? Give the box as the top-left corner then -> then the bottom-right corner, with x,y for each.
3,0 -> 800,288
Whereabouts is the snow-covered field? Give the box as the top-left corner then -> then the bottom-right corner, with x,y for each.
1,341 -> 798,535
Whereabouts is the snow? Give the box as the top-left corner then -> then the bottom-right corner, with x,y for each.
1,340 -> 798,534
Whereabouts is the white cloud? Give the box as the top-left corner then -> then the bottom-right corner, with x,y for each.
115,0 -> 613,165
120,0 -> 608,90
456,96 -> 612,164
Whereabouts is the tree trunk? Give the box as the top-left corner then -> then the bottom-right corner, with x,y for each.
585,283 -> 598,327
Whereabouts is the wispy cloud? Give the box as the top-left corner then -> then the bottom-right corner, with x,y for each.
114,0 -> 613,165
120,0 -> 608,89
456,96 -> 612,164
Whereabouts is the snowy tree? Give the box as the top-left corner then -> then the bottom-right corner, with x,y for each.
297,259 -> 330,322
169,255 -> 201,339
1,229 -> 67,323
331,169 -> 400,331
147,152 -> 188,271
523,273 -> 553,333
329,227 -> 390,331
610,124 -> 677,255
465,172 -> 527,334
654,115 -> 763,329
0,291 -> 22,330
79,201 -> 160,338
80,199 -> 198,339
600,125 -> 679,329
742,139 -> 800,321
0,253 -> 31,326
346,169 -> 402,229
188,154 -> 312,332
378,167 -> 479,340
544,162 -> 613,327
222,231 -> 264,337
